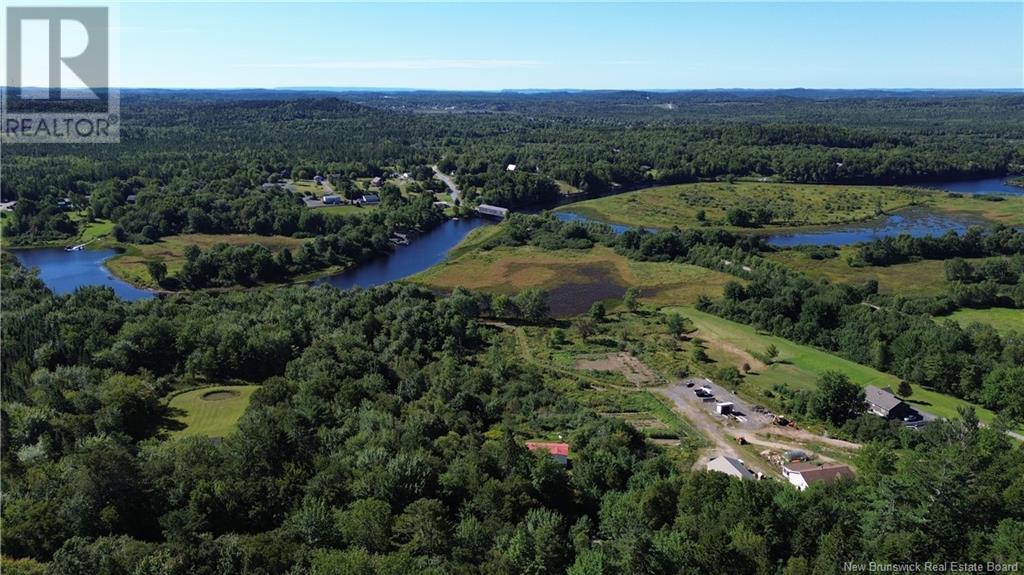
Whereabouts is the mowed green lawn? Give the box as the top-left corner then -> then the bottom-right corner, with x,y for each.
555,182 -> 925,230
666,306 -> 996,423
168,385 -> 260,438
940,308 -> 1024,335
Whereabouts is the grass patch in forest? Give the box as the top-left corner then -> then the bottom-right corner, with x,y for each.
79,219 -> 115,243
410,244 -> 736,316
290,180 -> 325,196
939,307 -> 1024,336
554,182 -> 928,230
106,233 -> 306,288
168,385 -> 259,438
664,306 -> 996,423
320,204 -> 378,216
765,247 -> 959,297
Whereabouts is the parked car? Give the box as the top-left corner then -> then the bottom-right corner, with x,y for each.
903,412 -> 923,423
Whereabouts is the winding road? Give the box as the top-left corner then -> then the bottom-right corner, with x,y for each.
432,166 -> 462,203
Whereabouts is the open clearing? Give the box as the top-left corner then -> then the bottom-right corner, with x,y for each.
106,233 -> 307,288
554,182 -> 927,230
940,307 -> 1024,335
410,244 -> 736,316
168,385 -> 259,438
576,352 -> 663,387
765,247 -> 958,297
932,194 -> 1024,227
666,306 -> 997,423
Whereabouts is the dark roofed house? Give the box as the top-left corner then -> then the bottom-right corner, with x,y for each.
526,441 -> 569,467
783,462 -> 854,491
865,386 -> 913,420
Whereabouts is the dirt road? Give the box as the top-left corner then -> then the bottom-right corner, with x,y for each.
656,379 -> 860,474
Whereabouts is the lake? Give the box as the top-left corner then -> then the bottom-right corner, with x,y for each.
9,248 -> 154,301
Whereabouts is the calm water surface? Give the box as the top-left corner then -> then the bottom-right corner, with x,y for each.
315,218 -> 493,289
9,248 -> 154,301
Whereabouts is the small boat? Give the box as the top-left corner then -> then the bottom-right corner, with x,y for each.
64,244 -> 85,252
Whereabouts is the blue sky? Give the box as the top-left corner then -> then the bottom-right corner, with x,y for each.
115,2 -> 1023,90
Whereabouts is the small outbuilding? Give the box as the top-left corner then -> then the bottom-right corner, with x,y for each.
706,456 -> 754,480
782,462 -> 854,491
715,402 -> 734,416
506,163 -> 517,172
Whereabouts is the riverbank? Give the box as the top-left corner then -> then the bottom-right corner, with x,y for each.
552,182 -> 932,232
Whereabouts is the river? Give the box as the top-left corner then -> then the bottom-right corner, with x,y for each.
314,218 -> 492,290
9,248 -> 154,301
9,218 -> 493,300
7,176 -> 1018,298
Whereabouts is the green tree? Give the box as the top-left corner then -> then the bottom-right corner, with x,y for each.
146,261 -> 167,284
623,287 -> 641,312
809,371 -> 865,426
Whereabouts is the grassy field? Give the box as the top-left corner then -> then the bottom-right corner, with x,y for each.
106,233 -> 307,288
554,182 -> 927,230
168,385 -> 259,438
932,194 -> 1024,227
940,308 -> 1024,335
290,180 -> 325,196
320,204 -> 377,216
666,306 -> 997,423
766,247 -> 957,297
79,219 -> 115,243
410,244 -> 737,316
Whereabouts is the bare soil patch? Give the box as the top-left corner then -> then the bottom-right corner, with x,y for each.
576,352 -> 660,387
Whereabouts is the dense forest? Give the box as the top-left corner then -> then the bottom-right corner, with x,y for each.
4,90 -> 1024,244
3,255 -> 1024,574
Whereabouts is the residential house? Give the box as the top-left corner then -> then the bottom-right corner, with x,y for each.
782,462 -> 854,491
706,456 -> 754,480
864,386 -> 913,420
526,442 -> 569,467
370,176 -> 384,187
359,194 -> 380,205
322,195 -> 343,205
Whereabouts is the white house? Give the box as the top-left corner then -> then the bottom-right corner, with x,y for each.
782,462 -> 854,491
706,456 -> 754,480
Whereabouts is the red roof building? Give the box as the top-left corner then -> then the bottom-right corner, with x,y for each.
526,442 -> 570,466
